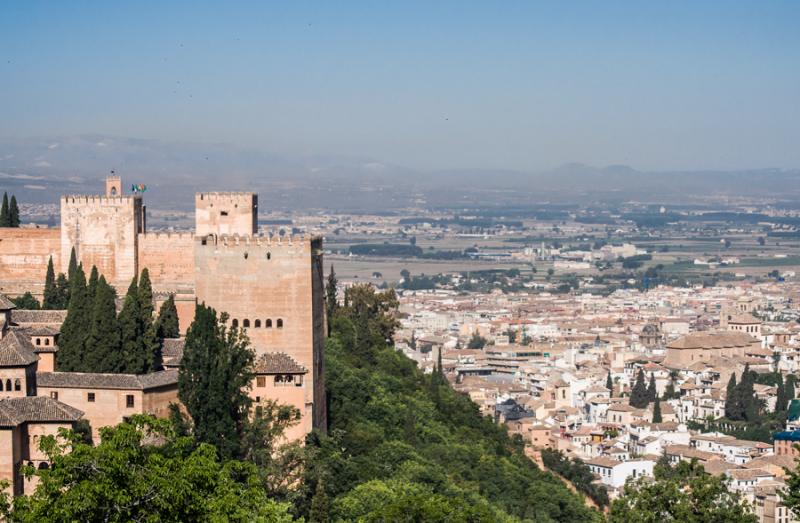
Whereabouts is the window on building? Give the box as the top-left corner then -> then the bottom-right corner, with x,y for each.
126,395 -> 135,408
5,379 -> 11,391
277,319 -> 283,328
256,376 -> 266,387
255,396 -> 261,403
232,319 -> 239,328
14,379 -> 20,391
50,391 -> 58,400
295,375 -> 303,387
266,252 -> 271,260
266,319 -> 272,328
87,392 -> 95,402
35,338 -> 41,346
255,319 -> 261,328
243,319 -> 250,328
45,338 -> 50,346
220,211 -> 228,216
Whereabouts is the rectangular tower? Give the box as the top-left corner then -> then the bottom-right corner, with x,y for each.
194,234 -> 326,432
195,192 -> 257,237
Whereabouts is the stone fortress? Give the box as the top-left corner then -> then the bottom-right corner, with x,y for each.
0,176 -> 326,435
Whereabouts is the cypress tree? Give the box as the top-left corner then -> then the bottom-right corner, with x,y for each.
83,276 -> 121,373
652,395 -> 662,423
118,275 -> 143,374
8,195 -> 19,227
155,294 -> 180,338
725,373 -> 738,420
43,257 -> 58,309
738,364 -> 759,422
87,266 -> 99,304
0,192 -> 9,227
325,265 -> 338,336
55,273 -> 70,309
787,375 -> 796,404
777,374 -> 787,413
309,478 -> 330,523
57,264 -> 89,371
606,371 -> 613,396
68,247 -> 78,282
630,368 -> 648,408
647,373 -> 657,403
664,379 -> 676,400
138,268 -> 160,372
178,304 -> 255,460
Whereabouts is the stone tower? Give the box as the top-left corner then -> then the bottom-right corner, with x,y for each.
195,192 -> 258,237
61,176 -> 145,288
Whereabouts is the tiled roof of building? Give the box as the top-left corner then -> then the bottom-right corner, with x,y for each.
11,309 -> 67,325
161,338 -> 184,367
667,331 -> 757,350
0,396 -> 83,427
702,460 -> 742,476
0,294 -> 16,310
254,352 -> 307,374
0,330 -> 39,366
37,370 -> 179,390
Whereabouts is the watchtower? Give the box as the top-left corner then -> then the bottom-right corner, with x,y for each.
106,175 -> 122,197
195,192 -> 257,237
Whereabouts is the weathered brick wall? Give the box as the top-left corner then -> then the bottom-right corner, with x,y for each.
195,192 -> 257,237
194,234 -> 325,433
137,232 -> 195,292
0,228 -> 61,296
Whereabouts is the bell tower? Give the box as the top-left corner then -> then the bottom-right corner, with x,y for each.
106,174 -> 122,197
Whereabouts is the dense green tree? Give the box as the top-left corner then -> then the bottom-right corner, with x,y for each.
6,416 -> 294,522
57,264 -> 89,371
178,303 -> 255,460
664,379 -> 677,400
86,266 -> 99,304
118,275 -> 145,374
155,294 -> 180,339
781,450 -> 800,519
55,273 -> 70,309
137,268 -> 161,371
606,371 -> 613,395
9,195 -> 20,227
788,375 -> 796,404
467,331 -> 487,350
0,192 -> 8,227
652,395 -> 662,423
647,373 -> 657,402
67,248 -> 78,282
776,374 -> 788,413
83,276 -> 121,373
309,477 -> 330,523
725,373 -> 739,419
11,292 -> 40,310
325,265 -> 338,336
630,368 -> 649,408
610,459 -> 757,523
739,364 -> 760,422
42,257 -> 58,309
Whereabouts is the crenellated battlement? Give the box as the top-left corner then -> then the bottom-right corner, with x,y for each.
139,231 -> 196,241
196,233 -> 319,249
61,195 -> 141,206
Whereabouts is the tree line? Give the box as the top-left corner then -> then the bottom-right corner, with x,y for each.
0,192 -> 21,227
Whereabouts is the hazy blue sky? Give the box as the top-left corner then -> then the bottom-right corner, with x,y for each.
1,1 -> 798,171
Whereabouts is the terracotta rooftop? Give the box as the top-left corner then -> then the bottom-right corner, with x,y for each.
0,396 -> 83,427
37,370 -> 179,390
666,331 -> 757,350
0,330 -> 39,367
254,352 -> 307,374
0,294 -> 16,310
10,309 -> 67,325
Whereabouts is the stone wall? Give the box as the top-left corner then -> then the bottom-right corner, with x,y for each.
194,234 -> 325,432
0,228 -> 61,296
137,232 -> 195,292
60,195 -> 144,288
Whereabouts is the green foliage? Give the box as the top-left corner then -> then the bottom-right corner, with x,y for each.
781,449 -> 800,518
8,195 -> 20,227
610,459 -> 756,523
304,288 -> 601,523
178,303 -> 254,460
629,368 -> 649,408
0,192 -> 9,227
541,448 -> 610,507
8,416 -> 294,522
42,257 -> 61,310
325,265 -> 338,337
606,371 -> 613,396
652,396 -> 662,423
138,268 -> 161,371
155,294 -> 180,339
647,373 -> 657,403
724,365 -> 761,422
56,263 -> 90,372
11,292 -> 40,310
82,276 -> 121,373
467,331 -> 487,350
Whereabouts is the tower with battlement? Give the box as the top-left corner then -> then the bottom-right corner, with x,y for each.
60,177 -> 145,288
195,192 -> 257,237
194,233 -> 326,432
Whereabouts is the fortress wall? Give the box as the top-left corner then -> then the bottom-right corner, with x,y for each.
194,234 -> 325,432
60,195 -> 143,288
137,232 -> 196,292
0,228 -> 61,296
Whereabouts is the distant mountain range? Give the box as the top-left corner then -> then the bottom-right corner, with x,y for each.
1,135 -> 798,211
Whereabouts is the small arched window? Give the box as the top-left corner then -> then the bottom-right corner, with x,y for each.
0,380 -> 4,391
5,379 -> 12,391
255,319 -> 261,328
277,319 -> 283,329
266,252 -> 271,260
266,319 -> 273,328
38,462 -> 49,470
243,319 -> 250,328
274,375 -> 283,384
45,338 -> 50,346
14,379 -> 21,391
35,338 -> 41,346
232,319 -> 239,328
